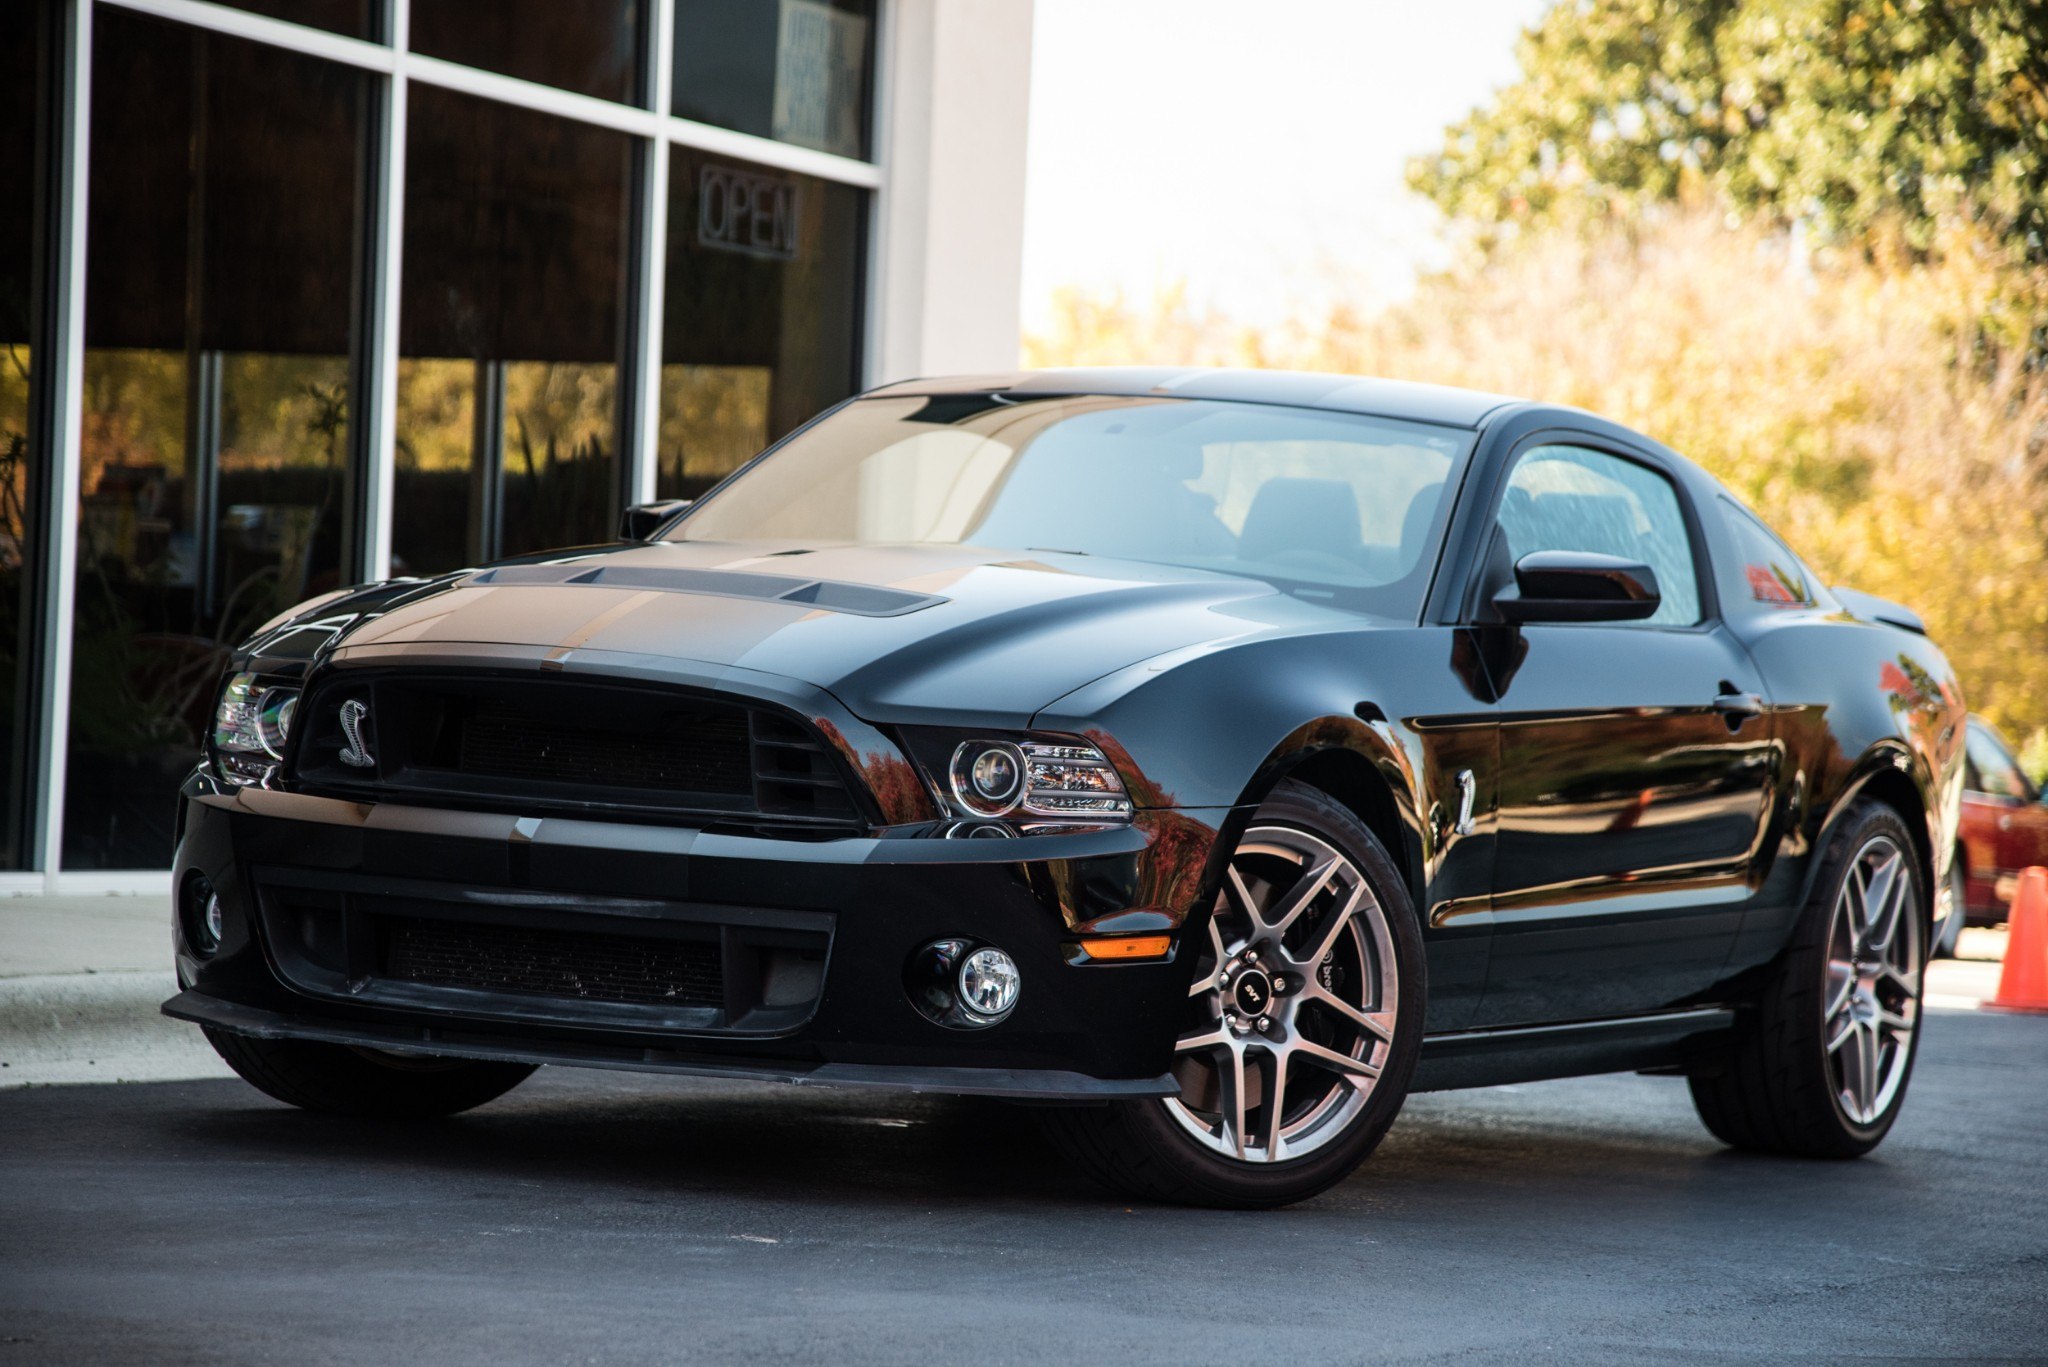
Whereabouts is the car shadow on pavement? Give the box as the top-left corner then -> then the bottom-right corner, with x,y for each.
149,1064 -> 1863,1220
169,1076 -> 1103,1210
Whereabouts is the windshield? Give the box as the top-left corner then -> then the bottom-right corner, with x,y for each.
671,392 -> 1473,615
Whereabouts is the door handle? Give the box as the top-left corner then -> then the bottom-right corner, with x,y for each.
1712,689 -> 1764,719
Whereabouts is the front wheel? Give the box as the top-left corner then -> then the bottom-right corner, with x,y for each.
1041,781 -> 1425,1208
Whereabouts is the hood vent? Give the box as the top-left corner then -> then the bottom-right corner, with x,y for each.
467,563 -> 945,618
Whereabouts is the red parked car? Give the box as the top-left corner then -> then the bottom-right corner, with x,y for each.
1959,718 -> 2048,927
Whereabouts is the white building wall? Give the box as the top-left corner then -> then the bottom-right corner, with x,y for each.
871,0 -> 1036,382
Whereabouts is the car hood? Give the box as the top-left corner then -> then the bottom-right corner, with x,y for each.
317,540 -> 1328,723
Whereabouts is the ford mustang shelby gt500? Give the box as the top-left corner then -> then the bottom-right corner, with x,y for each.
167,369 -> 1964,1207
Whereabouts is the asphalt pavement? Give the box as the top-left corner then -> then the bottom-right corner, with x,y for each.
2,1004 -> 2043,1365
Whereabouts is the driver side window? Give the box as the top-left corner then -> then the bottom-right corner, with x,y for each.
1497,444 -> 1701,626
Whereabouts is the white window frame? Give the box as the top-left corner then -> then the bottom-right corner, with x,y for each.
31,0 -> 891,887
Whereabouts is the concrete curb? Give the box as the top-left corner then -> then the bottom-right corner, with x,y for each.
0,971 -> 231,1088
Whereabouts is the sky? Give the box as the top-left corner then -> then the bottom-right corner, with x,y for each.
1020,0 -> 1553,331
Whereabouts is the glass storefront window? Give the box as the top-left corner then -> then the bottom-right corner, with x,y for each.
211,1 -> 380,40
411,0 -> 644,105
658,149 -> 864,499
70,13 -> 370,869
0,0 -> 48,870
396,86 -> 634,575
672,0 -> 876,161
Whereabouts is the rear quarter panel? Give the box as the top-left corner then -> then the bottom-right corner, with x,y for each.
1728,605 -> 1966,970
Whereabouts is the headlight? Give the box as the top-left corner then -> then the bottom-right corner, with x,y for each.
945,738 -> 1132,822
211,672 -> 300,785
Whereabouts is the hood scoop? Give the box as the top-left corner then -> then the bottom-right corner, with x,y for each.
465,563 -> 947,618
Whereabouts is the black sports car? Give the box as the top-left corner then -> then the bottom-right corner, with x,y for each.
167,369 -> 1966,1208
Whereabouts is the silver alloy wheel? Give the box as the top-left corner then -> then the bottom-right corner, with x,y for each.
1824,834 -> 1922,1126
1164,824 -> 1399,1163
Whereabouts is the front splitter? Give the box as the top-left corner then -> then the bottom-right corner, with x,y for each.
163,990 -> 1179,1102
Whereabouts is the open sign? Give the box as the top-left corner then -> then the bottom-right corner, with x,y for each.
698,165 -> 799,260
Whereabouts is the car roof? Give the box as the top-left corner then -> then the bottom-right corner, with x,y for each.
865,367 -> 1533,431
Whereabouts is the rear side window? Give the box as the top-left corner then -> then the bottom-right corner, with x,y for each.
1720,498 -> 1814,606
1496,444 -> 1701,626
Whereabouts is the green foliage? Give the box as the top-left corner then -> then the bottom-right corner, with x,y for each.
1410,0 -> 2048,272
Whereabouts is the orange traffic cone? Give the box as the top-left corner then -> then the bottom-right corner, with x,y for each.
1986,866 -> 2048,1014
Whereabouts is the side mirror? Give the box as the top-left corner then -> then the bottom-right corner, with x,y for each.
619,499 -> 691,541
1494,550 -> 1661,624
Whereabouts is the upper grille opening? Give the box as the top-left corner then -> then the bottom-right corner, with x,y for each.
457,699 -> 753,793
292,672 -> 864,830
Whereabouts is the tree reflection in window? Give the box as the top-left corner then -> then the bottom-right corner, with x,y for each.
67,14 -> 370,868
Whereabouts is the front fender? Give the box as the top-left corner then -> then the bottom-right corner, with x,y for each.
1034,625 -> 1498,924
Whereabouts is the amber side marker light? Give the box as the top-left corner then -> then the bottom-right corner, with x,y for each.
1079,935 -> 1172,961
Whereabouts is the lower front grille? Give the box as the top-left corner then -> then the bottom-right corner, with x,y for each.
255,869 -> 835,1033
381,917 -> 725,1008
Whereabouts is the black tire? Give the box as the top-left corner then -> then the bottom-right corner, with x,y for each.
204,1029 -> 537,1119
1688,799 -> 1926,1158
1040,781 -> 1425,1208
1931,852 -> 1965,959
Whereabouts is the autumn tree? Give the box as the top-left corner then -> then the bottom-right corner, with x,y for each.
1410,0 -> 2048,272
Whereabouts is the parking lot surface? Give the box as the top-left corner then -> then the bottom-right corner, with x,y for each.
2,1007 -> 2042,1365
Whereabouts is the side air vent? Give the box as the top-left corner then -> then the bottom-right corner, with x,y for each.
750,712 -> 860,822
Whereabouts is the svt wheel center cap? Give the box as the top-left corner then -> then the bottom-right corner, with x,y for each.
1231,968 -> 1274,1016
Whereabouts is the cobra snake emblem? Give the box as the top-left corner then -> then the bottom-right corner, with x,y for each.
337,698 -> 375,768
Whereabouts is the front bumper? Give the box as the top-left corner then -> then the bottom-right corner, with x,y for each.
170,774 -> 1231,1099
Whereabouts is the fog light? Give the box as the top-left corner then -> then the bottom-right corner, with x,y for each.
958,947 -> 1020,1020
907,939 -> 1021,1029
183,875 -> 224,956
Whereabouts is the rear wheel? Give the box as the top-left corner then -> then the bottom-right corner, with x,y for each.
1041,781 -> 1424,1208
1688,800 -> 1925,1156
1931,852 -> 1964,958
205,1029 -> 536,1119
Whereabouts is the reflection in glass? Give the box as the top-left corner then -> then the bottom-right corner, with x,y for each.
411,0 -> 643,105
673,396 -> 1470,620
672,0 -> 875,159
70,14 -> 369,868
658,149 -> 864,500
392,359 -> 476,576
397,87 -> 633,575
501,362 -> 618,554
1498,445 -> 1701,626
0,0 -> 47,869
657,366 -> 772,499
